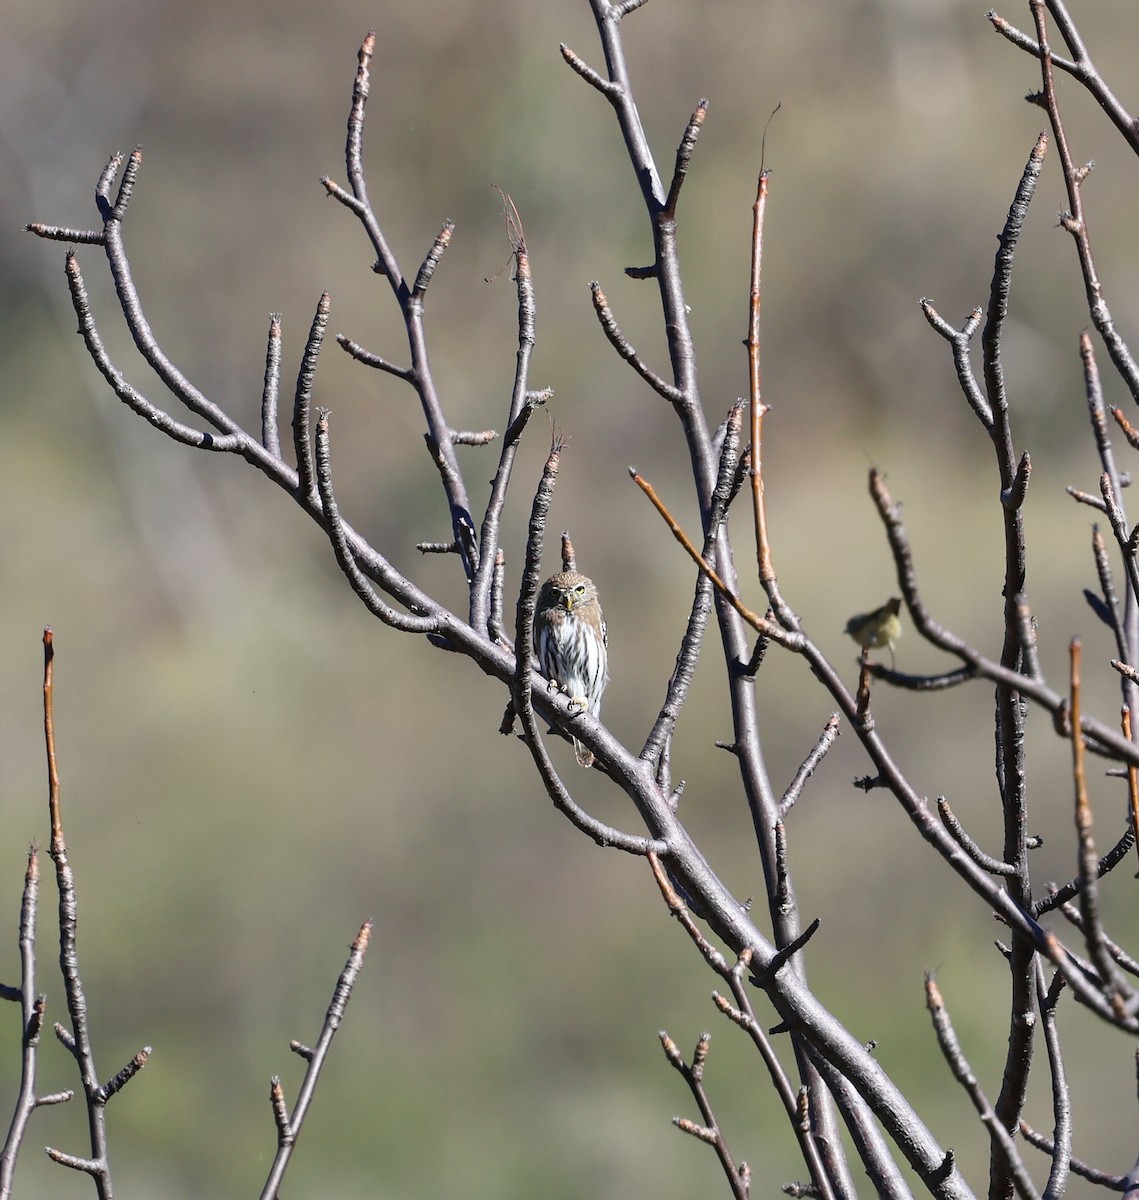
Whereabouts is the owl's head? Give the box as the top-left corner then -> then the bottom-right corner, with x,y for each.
539,570 -> 597,611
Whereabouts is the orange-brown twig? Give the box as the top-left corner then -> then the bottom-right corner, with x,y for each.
42,629 -> 62,854
746,171 -> 792,627
1070,640 -> 1091,850
747,173 -> 770,575
1110,406 -> 1139,451
630,469 -> 785,645
1071,640 -> 1127,1006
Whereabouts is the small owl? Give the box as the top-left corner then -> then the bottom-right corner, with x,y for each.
534,570 -> 608,767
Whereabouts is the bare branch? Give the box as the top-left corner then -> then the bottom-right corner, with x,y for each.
41,630 -> 121,1199
293,292 -> 331,502
63,253 -> 244,452
590,283 -> 683,404
1035,824 -> 1136,917
334,333 -> 414,380
313,415 -> 440,634
936,797 -> 1017,877
411,221 -> 454,298
261,315 -> 283,458
659,1031 -> 749,1200
662,101 -> 707,219
330,32 -> 479,579
559,44 -> 623,99
258,920 -> 372,1200
1026,1 -> 1139,401
1018,1121 -> 1122,1188
920,301 -> 992,430
642,403 -> 746,766
987,6 -> 1139,155
747,169 -> 796,628
24,223 -> 105,245
779,717 -> 840,819
92,1048 -> 152,1106
924,975 -> 1039,1200
0,849 -> 47,1200
1068,639 -> 1131,1007
471,195 -> 540,634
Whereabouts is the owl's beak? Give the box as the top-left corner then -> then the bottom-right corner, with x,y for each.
562,595 -> 574,611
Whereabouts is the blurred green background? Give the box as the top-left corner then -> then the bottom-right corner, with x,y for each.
4,0 -> 1139,1196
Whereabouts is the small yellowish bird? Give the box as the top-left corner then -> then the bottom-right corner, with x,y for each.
845,597 -> 902,667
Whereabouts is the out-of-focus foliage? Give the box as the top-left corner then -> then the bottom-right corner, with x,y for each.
2,0 -> 1138,1196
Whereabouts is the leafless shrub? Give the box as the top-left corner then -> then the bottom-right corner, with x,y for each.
0,632 -> 371,1197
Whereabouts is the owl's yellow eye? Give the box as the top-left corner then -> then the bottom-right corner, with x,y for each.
575,584 -> 586,595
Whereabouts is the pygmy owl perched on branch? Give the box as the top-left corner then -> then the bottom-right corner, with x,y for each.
534,570 -> 609,767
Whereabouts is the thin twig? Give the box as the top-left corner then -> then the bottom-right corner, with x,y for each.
647,856 -> 836,1200
1054,897 -> 1139,978
1034,963 -> 1070,1200
590,283 -> 683,404
869,665 -> 977,692
779,717 -> 840,819
42,630 -> 150,1199
1034,824 -> 1136,916
334,334 -> 414,380
936,797 -> 1017,877
293,292 -> 331,501
1111,406 -> 1139,451
0,849 -> 47,1200
258,921 -> 373,1200
658,1031 -> 749,1200
1069,639 -> 1129,1006
1018,1121 -> 1123,1188
331,32 -> 480,578
987,6 -> 1139,155
314,415 -> 440,633
747,169 -> 796,628
1066,485 -> 1107,513
629,470 -> 797,649
1083,335 -> 1139,677
983,138 -> 1040,1182
662,102 -> 708,219
924,974 -> 1040,1200
411,221 -> 454,298
489,550 -> 509,649
62,253 -> 244,452
1090,524 -> 1125,661
920,301 -> 992,430
559,44 -> 623,100
642,403 -> 746,765
1026,1 -> 1139,401
261,315 -> 283,458
23,222 -> 105,246
472,194 -> 541,633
